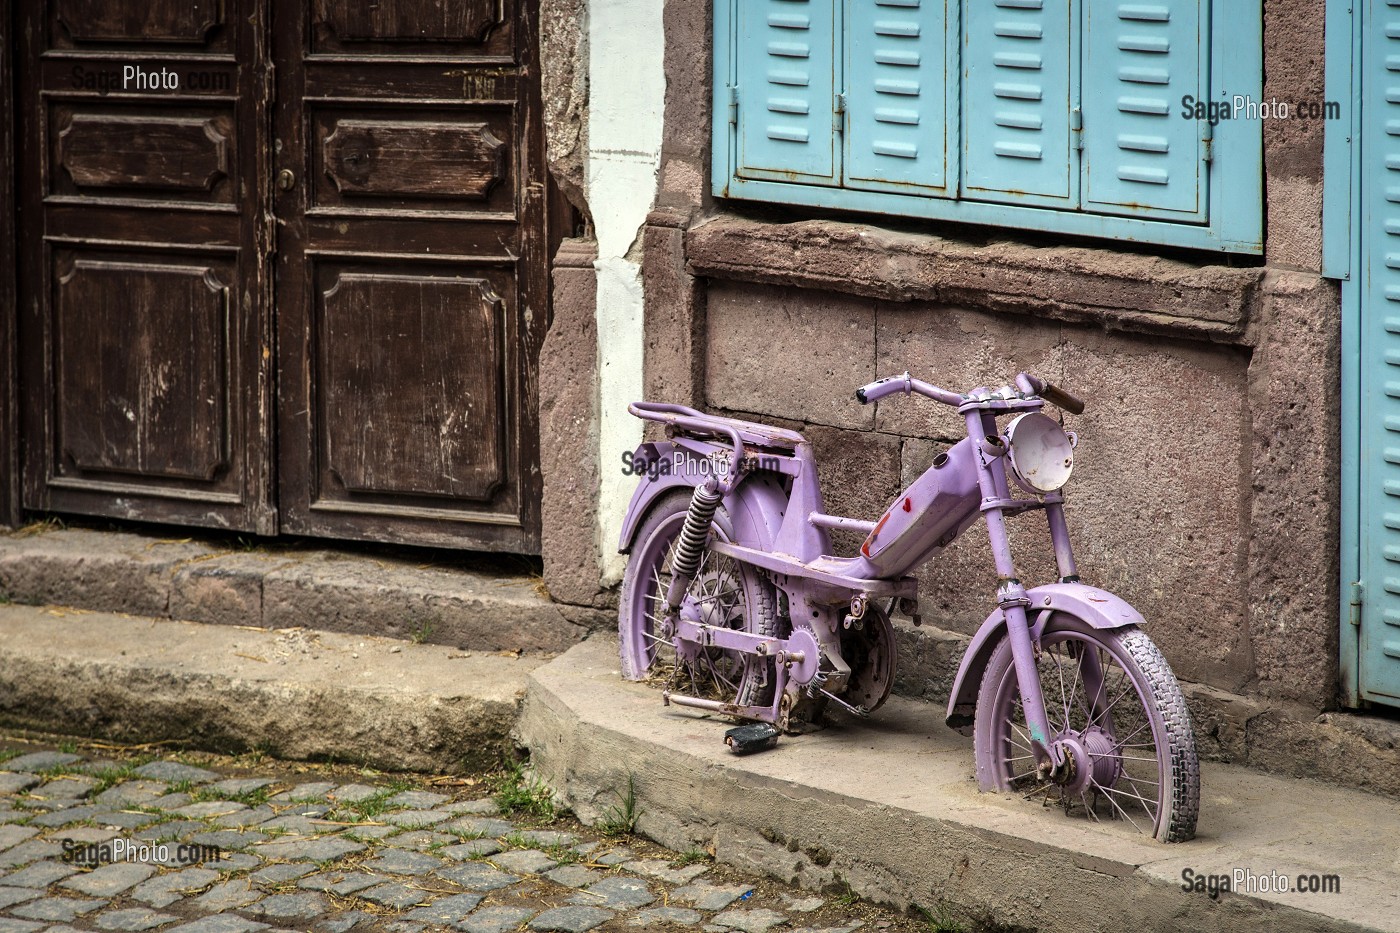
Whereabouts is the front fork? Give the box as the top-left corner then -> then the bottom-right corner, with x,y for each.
968,409 -> 1103,777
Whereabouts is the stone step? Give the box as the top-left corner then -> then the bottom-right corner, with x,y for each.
0,527 -> 607,654
520,636 -> 1400,933
0,603 -> 542,772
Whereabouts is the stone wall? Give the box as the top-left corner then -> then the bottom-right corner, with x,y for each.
537,0 -> 1343,722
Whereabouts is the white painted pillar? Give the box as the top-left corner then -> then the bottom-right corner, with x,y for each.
587,0 -> 665,583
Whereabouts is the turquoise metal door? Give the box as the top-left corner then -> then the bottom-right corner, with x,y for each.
1355,0 -> 1400,705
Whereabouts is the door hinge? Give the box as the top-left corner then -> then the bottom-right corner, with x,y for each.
1202,117 -> 1214,163
1350,580 -> 1364,626
728,85 -> 739,126
1070,105 -> 1083,152
835,92 -> 847,134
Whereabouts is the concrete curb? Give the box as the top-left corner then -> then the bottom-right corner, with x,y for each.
0,604 -> 542,772
521,637 -> 1400,933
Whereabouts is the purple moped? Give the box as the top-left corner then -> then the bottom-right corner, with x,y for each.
617,372 -> 1199,842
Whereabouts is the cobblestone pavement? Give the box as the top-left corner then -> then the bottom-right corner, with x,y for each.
0,736 -> 926,933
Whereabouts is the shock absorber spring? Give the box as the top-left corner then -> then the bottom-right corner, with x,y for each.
665,481 -> 724,611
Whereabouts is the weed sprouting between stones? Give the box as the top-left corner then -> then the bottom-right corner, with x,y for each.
916,902 -> 969,933
672,847 -> 712,868
490,760 -> 557,822
336,780 -> 415,821
596,774 -> 640,837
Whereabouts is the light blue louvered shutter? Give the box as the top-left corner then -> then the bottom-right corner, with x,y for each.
1357,0 -> 1400,706
1081,0 -> 1206,220
735,0 -> 838,184
844,0 -> 950,194
961,0 -> 1073,205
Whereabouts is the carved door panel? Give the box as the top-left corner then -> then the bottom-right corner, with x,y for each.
16,0 -> 275,531
271,0 -> 548,550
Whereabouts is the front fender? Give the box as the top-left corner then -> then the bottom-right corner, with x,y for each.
617,441 -> 787,554
943,583 -> 1144,733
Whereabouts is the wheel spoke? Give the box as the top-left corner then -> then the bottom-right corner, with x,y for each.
1095,780 -> 1158,820
1090,779 -> 1146,833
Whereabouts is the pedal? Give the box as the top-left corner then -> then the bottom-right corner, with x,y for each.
724,723 -> 780,755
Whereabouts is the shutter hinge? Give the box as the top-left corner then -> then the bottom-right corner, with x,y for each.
1070,105 -> 1083,151
728,84 -> 739,126
1350,580 -> 1364,626
1202,117 -> 1214,163
835,92 -> 847,134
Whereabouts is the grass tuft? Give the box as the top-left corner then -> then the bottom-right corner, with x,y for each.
595,774 -> 640,837
489,760 -> 557,822
915,903 -> 968,933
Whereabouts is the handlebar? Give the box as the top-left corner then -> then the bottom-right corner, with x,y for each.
1014,373 -> 1086,415
855,371 -> 1086,414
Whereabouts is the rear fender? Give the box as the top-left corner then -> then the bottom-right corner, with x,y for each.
617,441 -> 787,553
943,583 -> 1144,733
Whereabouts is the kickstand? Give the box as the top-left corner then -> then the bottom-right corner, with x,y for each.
724,723 -> 780,754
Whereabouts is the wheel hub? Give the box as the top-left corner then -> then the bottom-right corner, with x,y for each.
1052,726 -> 1122,794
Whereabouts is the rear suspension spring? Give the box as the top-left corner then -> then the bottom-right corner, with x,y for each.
666,483 -> 723,610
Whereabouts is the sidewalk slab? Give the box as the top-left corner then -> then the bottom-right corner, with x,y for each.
0,605 -> 541,771
0,528 -> 607,653
521,637 -> 1400,933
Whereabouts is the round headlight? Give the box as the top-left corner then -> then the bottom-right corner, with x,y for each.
1005,413 -> 1074,494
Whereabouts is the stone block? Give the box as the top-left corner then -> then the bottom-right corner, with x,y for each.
706,282 -> 877,433
540,238 -> 608,609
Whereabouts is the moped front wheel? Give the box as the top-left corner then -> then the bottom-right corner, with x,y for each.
972,616 -> 1199,843
619,489 -> 781,710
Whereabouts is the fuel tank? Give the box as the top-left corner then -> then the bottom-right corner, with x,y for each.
859,436 -> 982,576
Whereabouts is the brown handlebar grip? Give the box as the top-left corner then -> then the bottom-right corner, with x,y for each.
1041,383 -> 1086,415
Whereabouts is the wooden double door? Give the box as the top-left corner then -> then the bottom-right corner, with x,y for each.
13,0 -> 558,551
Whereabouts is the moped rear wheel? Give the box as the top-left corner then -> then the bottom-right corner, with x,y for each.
619,490 -> 781,710
972,616 -> 1199,843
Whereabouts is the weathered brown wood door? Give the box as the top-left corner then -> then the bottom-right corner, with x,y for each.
271,0 -> 549,552
15,0 -> 552,551
16,0 -> 276,533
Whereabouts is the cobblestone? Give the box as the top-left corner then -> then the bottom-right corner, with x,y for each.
10,896 -> 104,922
457,905 -> 536,933
2,860 -> 77,887
674,883 -> 757,912
573,876 -> 654,910
629,907 -> 703,927
712,909 -> 791,933
243,892 -> 329,920
0,890 -> 39,911
1,739 -> 909,933
59,862 -> 157,897
94,907 -> 181,931
365,849 -> 441,876
440,838 -> 502,860
132,763 -> 218,785
489,848 -> 558,875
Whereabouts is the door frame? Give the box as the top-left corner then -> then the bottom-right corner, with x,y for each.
0,0 -> 20,529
